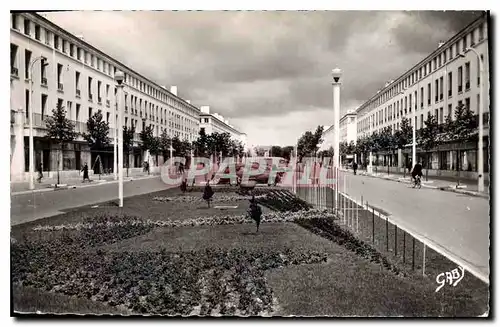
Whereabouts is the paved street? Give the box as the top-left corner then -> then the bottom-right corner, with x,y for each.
341,172 -> 490,280
11,176 -> 171,226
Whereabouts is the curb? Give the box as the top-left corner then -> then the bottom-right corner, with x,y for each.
361,173 -> 488,198
11,175 -> 159,196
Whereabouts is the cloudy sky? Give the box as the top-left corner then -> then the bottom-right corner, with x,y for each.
44,10 -> 482,147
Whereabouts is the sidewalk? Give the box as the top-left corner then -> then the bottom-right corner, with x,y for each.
11,173 -> 160,195
353,168 -> 489,198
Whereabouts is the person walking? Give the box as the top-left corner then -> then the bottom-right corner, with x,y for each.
36,163 -> 43,183
352,161 -> 358,175
81,163 -> 90,182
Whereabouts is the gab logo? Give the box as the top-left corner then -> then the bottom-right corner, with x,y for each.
435,266 -> 465,292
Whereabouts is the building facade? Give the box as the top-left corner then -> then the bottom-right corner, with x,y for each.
10,12 -> 243,182
355,14 -> 489,179
340,111 -> 357,145
199,106 -> 247,149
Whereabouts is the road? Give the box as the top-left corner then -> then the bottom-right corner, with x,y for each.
11,177 -> 171,226
341,172 -> 490,280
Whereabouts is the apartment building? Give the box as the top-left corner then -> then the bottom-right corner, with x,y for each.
10,12 -> 202,181
340,111 -> 357,145
199,106 -> 247,150
355,14 -> 489,179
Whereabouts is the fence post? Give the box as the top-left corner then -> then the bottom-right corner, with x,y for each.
412,238 -> 415,270
422,244 -> 427,276
394,225 -> 398,256
372,205 -> 375,244
385,216 -> 389,252
403,231 -> 406,263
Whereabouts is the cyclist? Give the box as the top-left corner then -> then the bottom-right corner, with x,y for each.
411,161 -> 423,186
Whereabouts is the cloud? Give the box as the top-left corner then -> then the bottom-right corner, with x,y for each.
42,10 -> 485,146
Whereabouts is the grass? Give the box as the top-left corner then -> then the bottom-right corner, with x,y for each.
10,185 -> 490,316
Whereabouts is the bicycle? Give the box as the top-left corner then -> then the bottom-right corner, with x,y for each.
412,175 -> 422,189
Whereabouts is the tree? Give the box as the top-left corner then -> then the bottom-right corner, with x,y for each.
396,117 -> 413,171
159,130 -> 172,160
123,125 -> 135,177
270,146 -> 283,158
193,129 -> 209,157
378,126 -> 397,173
282,146 -> 295,161
297,125 -> 324,161
83,110 -> 110,175
83,110 -> 110,151
149,136 -> 161,166
444,103 -> 477,185
45,102 -> 77,186
139,125 -> 155,158
417,114 -> 441,181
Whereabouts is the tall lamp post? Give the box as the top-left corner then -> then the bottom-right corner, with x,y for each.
113,100 -> 117,181
115,71 -> 125,207
332,68 -> 342,208
460,48 -> 485,192
28,56 -> 49,190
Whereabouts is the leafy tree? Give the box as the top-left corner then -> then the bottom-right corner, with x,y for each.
123,125 -> 135,177
297,125 -> 324,161
149,136 -> 161,166
159,130 -> 172,159
139,125 -> 155,152
193,128 -> 210,158
270,146 -> 283,158
45,102 -> 77,185
417,114 -> 441,180
83,110 -> 110,151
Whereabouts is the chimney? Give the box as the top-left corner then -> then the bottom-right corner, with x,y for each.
170,86 -> 177,96
201,106 -> 210,114
438,41 -> 445,48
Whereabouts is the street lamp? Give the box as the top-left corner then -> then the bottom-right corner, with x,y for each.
332,68 -> 342,209
460,48 -> 485,192
28,56 -> 49,190
115,70 -> 125,207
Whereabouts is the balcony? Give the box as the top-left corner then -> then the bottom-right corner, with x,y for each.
58,83 -> 64,91
41,77 -> 47,86
11,66 -> 18,77
98,97 -> 102,104
106,99 -> 110,107
465,81 -> 470,90
76,89 -> 81,97
89,94 -> 93,102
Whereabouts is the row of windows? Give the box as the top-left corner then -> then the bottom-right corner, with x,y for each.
11,13 -> 200,119
359,20 -> 486,113
357,61 -> 481,134
358,94 -> 480,136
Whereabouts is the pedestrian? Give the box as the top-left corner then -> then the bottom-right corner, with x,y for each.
81,163 -> 90,182
353,161 -> 358,175
248,195 -> 263,233
37,163 -> 43,183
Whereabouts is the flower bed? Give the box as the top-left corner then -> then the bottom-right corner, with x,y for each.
153,194 -> 268,203
12,240 -> 328,316
256,189 -> 312,212
295,217 -> 404,276
32,209 -> 336,234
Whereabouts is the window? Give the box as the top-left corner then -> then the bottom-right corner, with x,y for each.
57,63 -> 63,90
443,50 -> 447,63
63,40 -> 67,53
91,55 -> 95,67
409,94 -> 412,113
70,44 -> 75,57
435,79 -> 439,102
450,47 -> 453,59
84,51 -> 88,64
67,101 -> 72,119
11,14 -> 18,29
458,66 -> 463,92
462,36 -> 467,52
54,35 -> 59,50
97,81 -> 102,103
423,65 -> 427,76
448,104 -> 452,119
77,48 -> 82,60
455,42 -> 460,57
465,62 -> 470,90
420,114 -> 424,129
75,71 -> 81,95
478,54 -> 483,85
465,97 -> 470,111
438,54 -> 441,67
439,76 -> 444,100
427,83 -> 431,105
10,44 -> 18,76
478,23 -> 484,41
89,107 -> 94,119
106,112 -> 110,123
23,19 -> 30,35
24,50 -> 31,79
470,31 -> 476,46
420,87 -> 424,108
40,58 -> 47,85
439,107 -> 444,124
41,94 -> 48,119
25,90 -> 29,119
76,103 -> 80,121
88,77 -> 93,100
448,72 -> 453,97
45,30 -> 51,45
35,25 -> 40,40
414,91 -> 417,110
